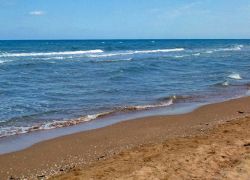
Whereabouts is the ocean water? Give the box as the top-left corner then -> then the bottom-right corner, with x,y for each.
0,39 -> 250,138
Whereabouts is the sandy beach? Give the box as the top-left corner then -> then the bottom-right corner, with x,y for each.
1,1 -> 250,179
0,97 -> 250,179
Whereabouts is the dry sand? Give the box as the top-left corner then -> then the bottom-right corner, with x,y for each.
53,116 -> 250,180
0,97 -> 250,179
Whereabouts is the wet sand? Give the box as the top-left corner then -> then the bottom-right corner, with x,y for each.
0,97 -> 250,179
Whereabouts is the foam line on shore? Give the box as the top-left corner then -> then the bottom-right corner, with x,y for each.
0,97 -> 175,138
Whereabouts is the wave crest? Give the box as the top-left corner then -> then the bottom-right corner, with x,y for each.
88,48 -> 185,58
205,45 -> 243,54
0,49 -> 104,57
228,73 -> 242,80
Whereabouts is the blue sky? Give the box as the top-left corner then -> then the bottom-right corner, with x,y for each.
0,0 -> 250,39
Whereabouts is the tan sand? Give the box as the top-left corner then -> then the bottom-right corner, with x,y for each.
52,116 -> 250,180
0,97 -> 250,179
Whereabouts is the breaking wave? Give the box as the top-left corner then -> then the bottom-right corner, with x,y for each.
222,81 -> 230,86
228,73 -> 242,80
214,81 -> 230,87
205,45 -> 243,54
0,96 -> 176,138
0,60 -> 6,64
88,48 -> 185,58
0,49 -> 104,57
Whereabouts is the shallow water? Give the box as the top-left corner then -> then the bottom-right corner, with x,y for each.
0,39 -> 250,137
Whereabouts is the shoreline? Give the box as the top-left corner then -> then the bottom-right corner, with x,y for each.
0,94 -> 246,155
0,100 -> 200,155
0,96 -> 250,179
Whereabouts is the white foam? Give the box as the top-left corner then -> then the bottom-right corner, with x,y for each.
0,110 -> 115,138
0,126 -> 30,138
206,45 -> 243,54
205,50 -> 213,54
228,73 -> 242,80
131,98 -> 174,110
88,48 -> 185,58
204,45 -> 243,55
0,60 -> 12,64
0,49 -> 104,57
174,55 -> 189,58
0,98 -> 175,138
222,81 -> 229,86
134,48 -> 185,54
193,53 -> 201,56
218,45 -> 243,52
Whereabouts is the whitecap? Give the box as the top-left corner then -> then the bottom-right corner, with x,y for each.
193,53 -> 201,56
0,49 -> 104,57
88,48 -> 185,58
222,81 -> 229,86
217,45 -> 243,52
134,48 -> 185,54
0,60 -> 12,64
205,50 -> 214,54
174,55 -> 189,58
228,73 -> 242,80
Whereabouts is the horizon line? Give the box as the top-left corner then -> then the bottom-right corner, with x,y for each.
0,38 -> 250,41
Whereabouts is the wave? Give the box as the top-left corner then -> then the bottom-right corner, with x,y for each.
158,95 -> 201,103
214,81 -> 230,87
216,45 -> 243,52
0,49 -> 104,57
88,48 -> 185,58
121,98 -> 174,111
228,73 -> 242,80
193,53 -> 201,56
0,60 -> 13,64
205,50 -> 214,54
205,45 -> 243,54
222,81 -> 230,86
97,58 -> 133,63
0,97 -> 175,138
214,81 -> 250,89
134,48 -> 185,54
174,55 -> 189,58
33,56 -> 74,60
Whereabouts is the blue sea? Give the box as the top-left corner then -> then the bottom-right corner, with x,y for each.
0,39 -> 250,138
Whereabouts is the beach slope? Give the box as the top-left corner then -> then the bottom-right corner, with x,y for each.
53,116 -> 250,180
0,97 -> 250,179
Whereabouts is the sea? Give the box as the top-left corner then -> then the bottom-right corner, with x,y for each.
0,39 -> 250,141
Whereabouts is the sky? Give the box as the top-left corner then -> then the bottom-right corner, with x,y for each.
0,0 -> 250,39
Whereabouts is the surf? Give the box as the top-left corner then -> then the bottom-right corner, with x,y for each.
0,49 -> 104,57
